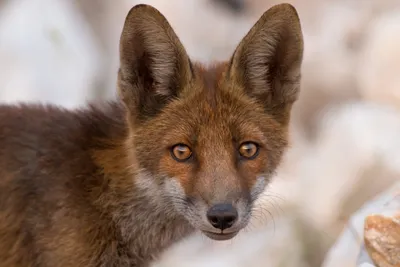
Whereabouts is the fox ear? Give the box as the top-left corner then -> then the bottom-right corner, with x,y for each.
117,4 -> 193,123
227,4 -> 304,124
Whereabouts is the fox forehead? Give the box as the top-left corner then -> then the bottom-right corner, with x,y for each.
149,65 -> 279,145
132,64 -> 287,178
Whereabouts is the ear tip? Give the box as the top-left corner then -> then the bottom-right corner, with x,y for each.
128,3 -> 160,13
125,4 -> 163,22
270,3 -> 297,12
266,3 -> 301,21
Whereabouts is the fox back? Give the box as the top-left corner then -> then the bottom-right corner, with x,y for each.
0,3 -> 303,267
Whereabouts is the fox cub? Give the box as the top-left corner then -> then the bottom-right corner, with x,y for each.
0,3 -> 303,267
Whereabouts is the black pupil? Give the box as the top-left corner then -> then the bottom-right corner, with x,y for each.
243,144 -> 254,156
176,146 -> 187,157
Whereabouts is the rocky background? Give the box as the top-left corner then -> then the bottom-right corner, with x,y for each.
0,0 -> 399,266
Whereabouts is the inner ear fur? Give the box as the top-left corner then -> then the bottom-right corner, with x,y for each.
117,4 -> 193,123
228,3 -> 304,125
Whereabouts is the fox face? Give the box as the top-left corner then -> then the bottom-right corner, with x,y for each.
118,4 -> 303,240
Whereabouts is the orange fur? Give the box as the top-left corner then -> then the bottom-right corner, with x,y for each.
0,3 -> 303,266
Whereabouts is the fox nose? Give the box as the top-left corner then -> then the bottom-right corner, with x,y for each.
206,203 -> 238,230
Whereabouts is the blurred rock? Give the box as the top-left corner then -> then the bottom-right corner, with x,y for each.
357,9 -> 400,110
322,182 -> 400,267
279,103 -> 400,237
0,0 -> 102,108
364,213 -> 400,267
211,0 -> 246,13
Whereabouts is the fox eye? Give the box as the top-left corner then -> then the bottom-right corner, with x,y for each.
238,142 -> 259,159
171,144 -> 192,162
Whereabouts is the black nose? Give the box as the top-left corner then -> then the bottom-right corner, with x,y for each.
206,203 -> 238,230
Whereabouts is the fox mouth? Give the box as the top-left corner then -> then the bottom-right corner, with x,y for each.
202,230 -> 239,241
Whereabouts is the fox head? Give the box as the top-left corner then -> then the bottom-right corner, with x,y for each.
117,3 -> 303,240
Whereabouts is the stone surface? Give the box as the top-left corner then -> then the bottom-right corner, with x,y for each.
322,182 -> 400,267
0,0 -> 102,108
364,213 -> 400,266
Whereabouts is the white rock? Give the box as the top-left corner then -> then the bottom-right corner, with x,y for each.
322,182 -> 400,267
0,0 -> 102,108
357,8 -> 400,108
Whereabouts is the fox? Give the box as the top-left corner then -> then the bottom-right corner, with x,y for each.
0,3 -> 303,267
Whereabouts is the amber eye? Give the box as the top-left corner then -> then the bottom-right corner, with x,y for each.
238,142 -> 259,159
171,144 -> 192,162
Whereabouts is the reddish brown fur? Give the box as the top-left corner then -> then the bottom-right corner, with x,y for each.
0,3 -> 303,267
